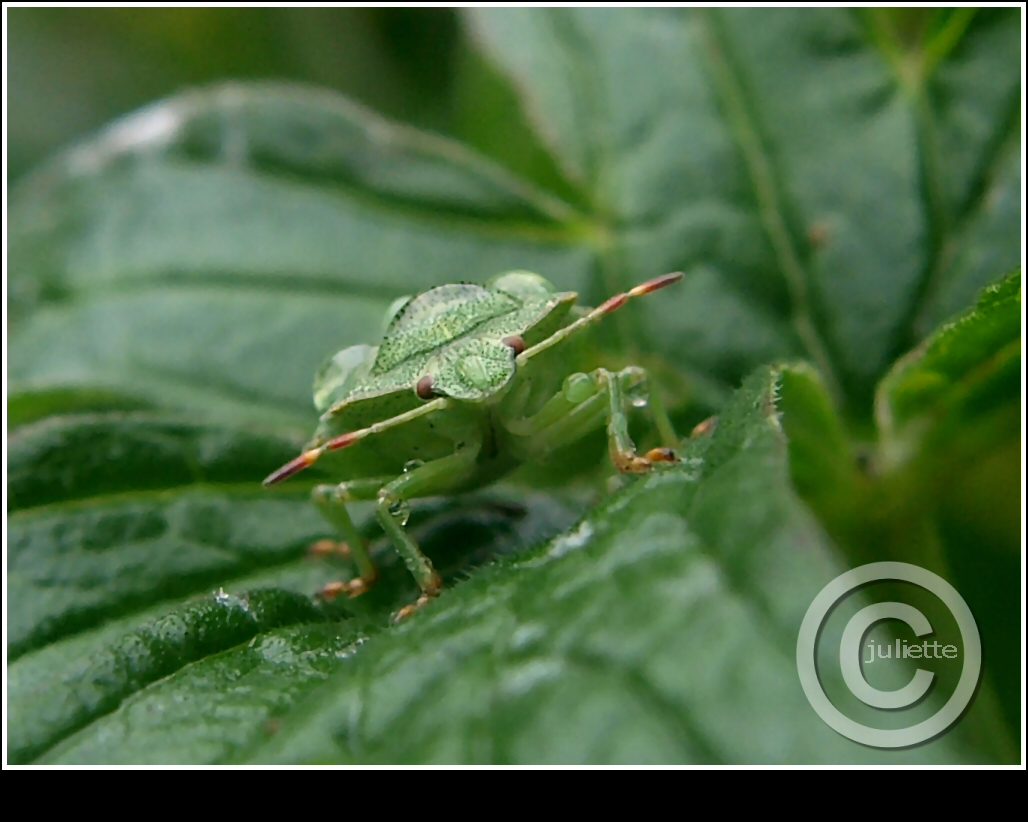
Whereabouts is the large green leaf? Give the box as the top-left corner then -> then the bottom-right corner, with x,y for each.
6,8 -> 1021,764
9,367 -> 1006,764
6,406 -> 586,763
876,270 -> 1022,735
877,269 -> 1020,467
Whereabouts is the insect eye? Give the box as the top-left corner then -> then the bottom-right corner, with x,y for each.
502,335 -> 526,356
415,375 -> 436,400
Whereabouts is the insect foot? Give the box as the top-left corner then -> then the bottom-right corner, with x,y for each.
316,575 -> 377,601
690,416 -> 719,439
391,570 -> 442,623
307,539 -> 352,559
393,593 -> 435,623
613,453 -> 655,473
611,446 -> 678,474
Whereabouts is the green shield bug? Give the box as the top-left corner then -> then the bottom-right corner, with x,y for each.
264,271 -> 683,619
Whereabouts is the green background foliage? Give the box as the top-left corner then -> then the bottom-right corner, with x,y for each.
5,7 -> 1022,764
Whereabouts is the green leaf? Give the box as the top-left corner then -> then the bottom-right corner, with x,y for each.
877,269 -> 1021,736
778,270 -> 1021,747
6,408 -> 586,763
777,361 -> 861,526
9,368 -> 1010,763
7,413 -> 307,511
8,588 -> 335,764
7,386 -> 153,430
877,268 -> 1020,467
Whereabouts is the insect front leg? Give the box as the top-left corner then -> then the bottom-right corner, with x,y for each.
374,440 -> 483,620
506,367 -> 677,472
312,477 -> 390,599
600,367 -> 678,472
636,369 -> 680,450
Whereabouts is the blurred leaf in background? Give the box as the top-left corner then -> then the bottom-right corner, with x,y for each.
5,7 -> 1022,764
7,7 -> 460,183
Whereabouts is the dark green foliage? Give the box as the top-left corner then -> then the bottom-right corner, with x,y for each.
9,589 -> 331,764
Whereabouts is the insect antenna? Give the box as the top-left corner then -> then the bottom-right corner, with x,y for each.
517,272 -> 684,364
263,397 -> 450,485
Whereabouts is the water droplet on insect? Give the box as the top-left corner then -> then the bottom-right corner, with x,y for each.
389,499 -> 411,527
624,375 -> 649,409
403,459 -> 425,473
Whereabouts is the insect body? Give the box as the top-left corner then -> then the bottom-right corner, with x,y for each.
264,271 -> 683,618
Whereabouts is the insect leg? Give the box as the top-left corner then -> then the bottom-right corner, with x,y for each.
503,382 -> 608,461
375,440 -> 482,620
512,368 -> 677,472
594,367 -> 678,471
599,367 -> 654,472
618,364 -> 679,449
312,477 -> 390,599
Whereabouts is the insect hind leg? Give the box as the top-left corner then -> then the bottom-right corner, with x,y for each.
374,440 -> 482,620
312,477 -> 390,600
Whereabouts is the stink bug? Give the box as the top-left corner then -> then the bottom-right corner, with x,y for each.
264,271 -> 683,619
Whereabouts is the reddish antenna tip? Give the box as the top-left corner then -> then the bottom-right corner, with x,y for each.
631,271 -> 683,295
325,431 -> 361,451
263,451 -> 317,486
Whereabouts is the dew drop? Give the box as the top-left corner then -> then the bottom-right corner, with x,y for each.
624,374 -> 649,409
388,499 -> 411,527
403,459 -> 425,473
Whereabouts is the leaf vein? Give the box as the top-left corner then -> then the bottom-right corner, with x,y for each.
697,10 -> 842,406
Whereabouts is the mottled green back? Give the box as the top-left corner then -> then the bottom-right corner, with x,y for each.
375,285 -> 516,372
306,273 -> 578,477
316,275 -> 577,421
